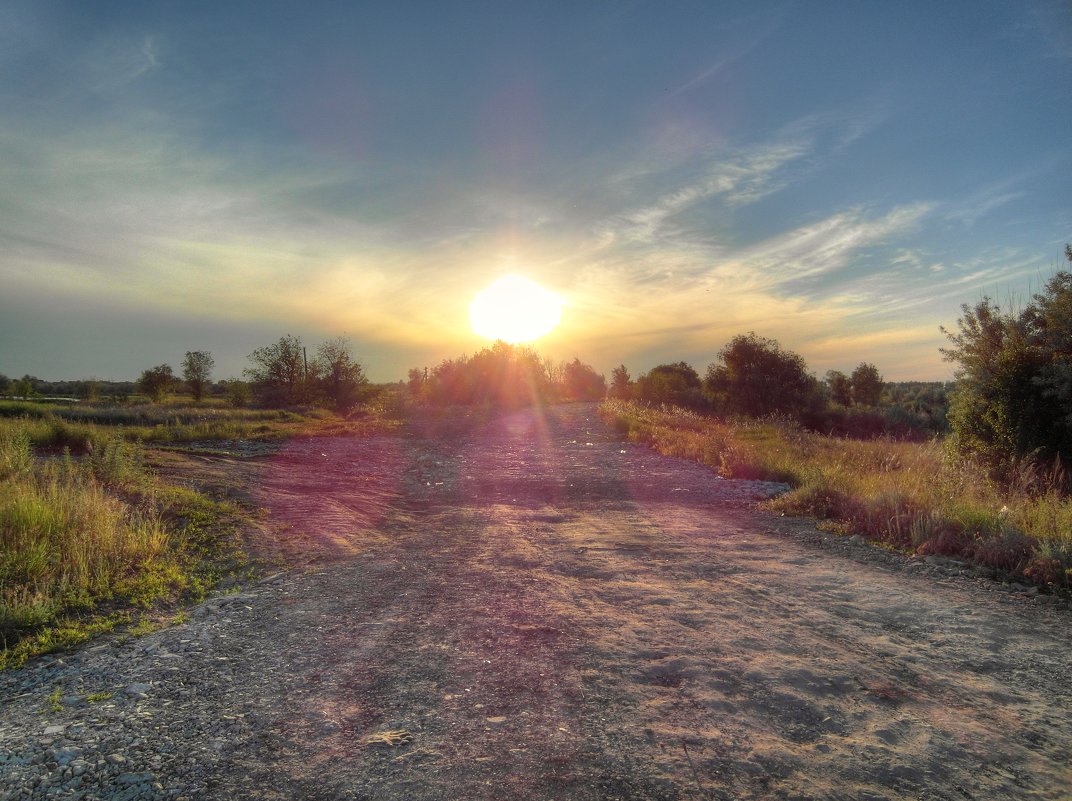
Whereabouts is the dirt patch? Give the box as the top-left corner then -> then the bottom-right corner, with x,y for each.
3,403 -> 1070,800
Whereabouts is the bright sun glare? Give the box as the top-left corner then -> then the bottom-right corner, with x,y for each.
470,275 -> 564,344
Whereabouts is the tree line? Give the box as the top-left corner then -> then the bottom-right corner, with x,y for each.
603,335 -> 942,439
5,244 -> 1069,476
1,335 -> 371,412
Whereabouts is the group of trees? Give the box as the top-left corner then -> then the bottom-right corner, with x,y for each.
824,363 -> 883,408
0,375 -> 136,402
405,341 -> 606,408
124,336 -> 369,410
244,335 -> 369,410
136,351 -> 216,403
610,333 -> 889,422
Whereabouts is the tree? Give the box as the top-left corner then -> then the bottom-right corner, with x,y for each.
137,364 -> 175,403
704,333 -> 820,418
11,375 -> 38,399
407,367 -> 428,400
609,364 -> 632,400
559,358 -> 607,401
182,351 -> 215,402
942,246 -> 1072,468
245,335 -> 308,406
825,370 -> 852,406
635,362 -> 706,409
78,379 -> 102,402
220,378 -> 251,408
314,337 -> 368,411
416,341 -> 550,408
850,363 -> 884,407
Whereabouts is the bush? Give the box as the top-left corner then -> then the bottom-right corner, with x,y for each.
634,363 -> 706,410
705,333 -> 822,420
972,531 -> 1035,574
137,364 -> 175,403
942,247 -> 1072,470
414,341 -> 551,408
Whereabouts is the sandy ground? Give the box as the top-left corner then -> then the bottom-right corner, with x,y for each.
6,403 -> 1069,800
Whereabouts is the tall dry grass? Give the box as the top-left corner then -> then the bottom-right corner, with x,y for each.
602,400 -> 1072,590
0,419 -> 198,665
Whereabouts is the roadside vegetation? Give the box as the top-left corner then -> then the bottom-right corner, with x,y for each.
0,416 -> 249,668
601,400 -> 1071,592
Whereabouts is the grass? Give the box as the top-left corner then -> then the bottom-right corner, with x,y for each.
0,396 -> 396,669
601,400 -> 1072,592
0,399 -> 346,452
0,415 -> 252,669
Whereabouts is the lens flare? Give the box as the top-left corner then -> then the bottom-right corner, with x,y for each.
470,275 -> 563,343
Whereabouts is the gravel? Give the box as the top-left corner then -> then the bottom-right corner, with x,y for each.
0,583 -> 284,801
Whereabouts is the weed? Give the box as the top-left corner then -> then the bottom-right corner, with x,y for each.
128,618 -> 163,636
1,613 -> 131,670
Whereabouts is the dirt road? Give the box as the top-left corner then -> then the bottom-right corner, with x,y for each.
2,404 -> 1070,800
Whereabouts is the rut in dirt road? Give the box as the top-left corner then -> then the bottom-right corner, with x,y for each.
1,404 -> 1070,801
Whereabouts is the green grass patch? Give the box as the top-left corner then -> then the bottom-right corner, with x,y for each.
0,417 -> 255,668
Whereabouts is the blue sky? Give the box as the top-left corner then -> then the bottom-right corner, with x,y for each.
1,0 -> 1070,382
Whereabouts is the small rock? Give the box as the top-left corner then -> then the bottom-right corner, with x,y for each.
124,683 -> 151,700
106,753 -> 127,765
117,771 -> 156,785
51,747 -> 81,765
43,725 -> 65,736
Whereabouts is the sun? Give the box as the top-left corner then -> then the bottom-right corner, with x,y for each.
470,275 -> 564,343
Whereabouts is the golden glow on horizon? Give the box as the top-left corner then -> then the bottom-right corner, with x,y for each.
470,275 -> 564,343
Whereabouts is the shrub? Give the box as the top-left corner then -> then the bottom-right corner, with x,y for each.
942,248 -> 1072,470
705,333 -> 823,420
972,531 -> 1035,574
634,363 -> 706,410
137,364 -> 175,403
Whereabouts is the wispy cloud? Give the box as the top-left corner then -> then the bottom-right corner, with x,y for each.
946,173 -> 1031,227
85,34 -> 162,92
719,203 -> 934,292
664,6 -> 788,98
606,138 -> 811,248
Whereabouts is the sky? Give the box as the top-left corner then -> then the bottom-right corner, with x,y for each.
1,0 -> 1070,383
